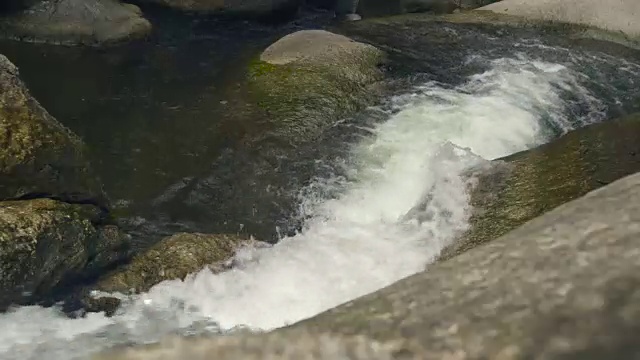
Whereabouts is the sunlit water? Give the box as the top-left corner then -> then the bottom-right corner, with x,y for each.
0,54 -> 627,359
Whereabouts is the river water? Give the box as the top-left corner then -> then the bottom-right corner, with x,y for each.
1,10 -> 640,360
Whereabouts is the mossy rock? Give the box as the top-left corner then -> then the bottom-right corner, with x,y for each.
246,30 -> 386,149
0,198 -> 130,309
0,54 -> 107,207
84,232 -> 262,315
439,112 -> 640,261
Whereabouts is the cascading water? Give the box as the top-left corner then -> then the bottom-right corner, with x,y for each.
0,52 -> 634,360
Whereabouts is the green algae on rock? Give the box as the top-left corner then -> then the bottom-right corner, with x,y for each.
0,198 -> 130,309
0,54 -> 106,206
440,112 -> 640,261
84,232 -> 262,314
246,30 -> 385,148
0,0 -> 152,46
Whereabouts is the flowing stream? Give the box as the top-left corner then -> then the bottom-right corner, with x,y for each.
1,13 -> 640,359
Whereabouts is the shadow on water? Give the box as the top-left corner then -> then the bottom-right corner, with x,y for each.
1,8 -> 640,253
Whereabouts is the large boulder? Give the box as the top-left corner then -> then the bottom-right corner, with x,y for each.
0,198 -> 130,309
247,30 -> 385,148
133,0 -> 301,19
0,54 -> 106,206
0,0 -> 152,45
288,171 -> 640,358
0,55 -> 106,206
439,112 -> 640,260
83,232 -> 263,314
479,0 -> 640,40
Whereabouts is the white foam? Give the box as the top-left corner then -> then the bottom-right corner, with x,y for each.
0,56 -> 603,360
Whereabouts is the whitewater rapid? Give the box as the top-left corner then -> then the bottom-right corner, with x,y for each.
0,56 -> 609,359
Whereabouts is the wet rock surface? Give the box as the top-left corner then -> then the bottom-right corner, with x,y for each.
440,112 -> 640,260
0,198 -> 130,310
83,232 -> 262,314
0,54 -> 106,207
0,53 -> 132,310
248,29 -> 385,148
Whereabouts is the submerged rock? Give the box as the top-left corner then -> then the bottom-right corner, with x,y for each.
0,54 -> 106,206
0,0 -> 152,45
287,171 -> 640,359
440,112 -> 640,260
84,232 -> 262,314
0,198 -> 130,309
0,54 -> 130,309
247,30 -> 385,148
